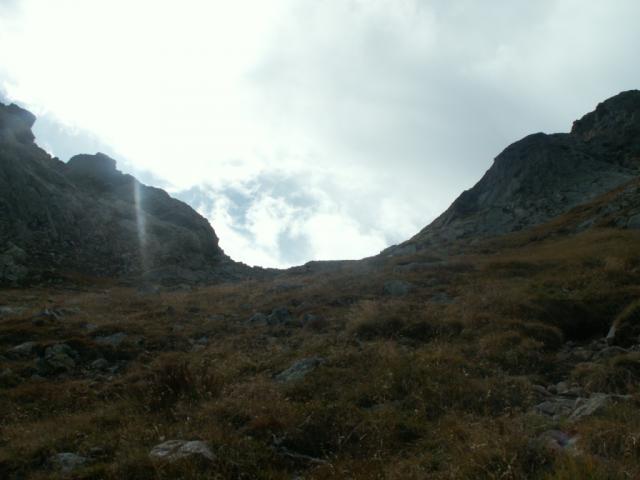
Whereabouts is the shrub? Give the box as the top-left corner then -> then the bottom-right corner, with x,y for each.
130,353 -> 221,411
479,331 -> 549,374
506,320 -> 565,350
347,300 -> 461,342
572,353 -> 640,394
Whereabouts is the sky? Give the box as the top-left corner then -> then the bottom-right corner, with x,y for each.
1,0 -> 639,267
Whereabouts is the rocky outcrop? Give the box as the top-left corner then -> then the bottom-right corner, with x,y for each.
388,90 -> 640,253
0,102 -> 253,285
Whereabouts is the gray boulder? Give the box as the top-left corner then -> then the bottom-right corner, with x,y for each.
8,341 -> 37,358
248,308 -> 296,326
275,357 -> 325,382
37,344 -> 78,375
32,308 -> 69,323
267,307 -> 293,325
534,398 -> 576,418
569,393 -> 631,421
553,381 -> 584,398
149,440 -> 215,463
248,312 -> 268,325
90,358 -> 110,371
50,452 -> 87,473
593,346 -> 628,360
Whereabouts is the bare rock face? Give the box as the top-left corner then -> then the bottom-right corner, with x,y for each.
0,102 -> 252,285
0,103 -> 36,144
388,90 -> 640,253
571,89 -> 640,164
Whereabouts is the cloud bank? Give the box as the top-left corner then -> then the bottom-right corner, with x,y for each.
1,0 -> 639,266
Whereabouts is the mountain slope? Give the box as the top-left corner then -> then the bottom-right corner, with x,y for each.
3,93 -> 640,479
388,90 -> 640,254
0,102 -> 252,285
2,174 -> 640,478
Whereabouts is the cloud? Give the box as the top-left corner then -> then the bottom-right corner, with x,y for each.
176,170 -> 422,267
249,0 -> 640,186
1,0 -> 640,266
0,0 -> 19,14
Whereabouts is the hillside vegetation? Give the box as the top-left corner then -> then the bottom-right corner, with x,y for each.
3,91 -> 640,479
2,183 -> 640,479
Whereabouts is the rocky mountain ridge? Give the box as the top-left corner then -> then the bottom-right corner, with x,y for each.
387,90 -> 640,255
3,91 -> 640,284
0,102 -> 256,285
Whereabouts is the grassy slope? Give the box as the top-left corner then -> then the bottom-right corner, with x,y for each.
1,191 -> 640,479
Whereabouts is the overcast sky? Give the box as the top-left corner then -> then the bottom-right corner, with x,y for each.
1,0 -> 639,267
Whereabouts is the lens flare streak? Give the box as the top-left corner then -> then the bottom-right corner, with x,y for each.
133,180 -> 149,271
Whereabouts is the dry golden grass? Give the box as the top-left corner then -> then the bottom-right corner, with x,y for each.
2,218 -> 640,478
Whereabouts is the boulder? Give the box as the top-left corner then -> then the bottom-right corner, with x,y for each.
37,344 -> 78,375
149,440 -> 215,463
50,452 -> 88,473
90,358 -> 109,371
248,308 -> 296,326
267,307 -> 293,326
593,346 -> 628,360
554,382 -> 584,398
275,357 -> 325,382
569,393 -> 631,421
8,341 -> 37,358
531,384 -> 551,397
534,398 -> 576,418
32,308 -> 65,323
248,312 -> 268,326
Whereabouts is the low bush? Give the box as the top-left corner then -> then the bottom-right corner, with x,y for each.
571,352 -> 640,394
479,331 -> 550,374
129,353 -> 221,412
347,300 -> 461,343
